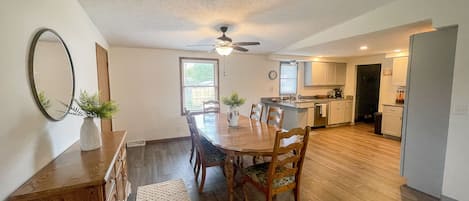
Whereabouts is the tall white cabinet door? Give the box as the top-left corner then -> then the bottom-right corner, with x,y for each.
344,100 -> 353,123
328,101 -> 345,125
312,62 -> 328,85
335,63 -> 347,85
325,64 -> 337,85
392,57 -> 408,86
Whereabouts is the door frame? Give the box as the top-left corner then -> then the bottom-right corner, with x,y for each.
95,43 -> 113,132
354,63 -> 382,122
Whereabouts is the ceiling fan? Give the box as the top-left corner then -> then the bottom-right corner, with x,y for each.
190,26 -> 260,56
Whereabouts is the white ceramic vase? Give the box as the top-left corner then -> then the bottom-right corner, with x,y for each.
227,106 -> 240,127
80,117 -> 102,151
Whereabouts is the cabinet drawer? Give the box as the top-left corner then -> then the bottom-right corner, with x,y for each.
105,176 -> 117,201
383,106 -> 403,115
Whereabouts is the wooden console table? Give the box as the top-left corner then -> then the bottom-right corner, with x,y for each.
9,131 -> 130,201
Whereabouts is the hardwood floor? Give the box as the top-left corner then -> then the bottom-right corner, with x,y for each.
127,123 -> 438,201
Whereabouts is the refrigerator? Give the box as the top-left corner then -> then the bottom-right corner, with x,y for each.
401,26 -> 458,197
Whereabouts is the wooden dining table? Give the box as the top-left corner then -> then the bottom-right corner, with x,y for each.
194,113 -> 287,201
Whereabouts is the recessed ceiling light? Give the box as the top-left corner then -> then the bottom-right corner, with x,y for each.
394,49 -> 401,52
360,46 -> 368,50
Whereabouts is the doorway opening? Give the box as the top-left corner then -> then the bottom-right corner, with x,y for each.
355,64 -> 381,123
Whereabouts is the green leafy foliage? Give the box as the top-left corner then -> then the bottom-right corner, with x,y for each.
184,63 -> 214,85
38,91 -> 51,109
69,90 -> 118,119
222,92 -> 246,108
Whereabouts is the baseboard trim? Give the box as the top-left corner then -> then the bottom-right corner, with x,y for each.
441,195 -> 458,201
146,136 -> 191,144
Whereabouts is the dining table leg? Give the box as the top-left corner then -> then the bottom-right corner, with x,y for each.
224,151 -> 235,201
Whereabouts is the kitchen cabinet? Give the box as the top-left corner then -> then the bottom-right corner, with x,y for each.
382,105 -> 403,137
344,100 -> 353,122
335,63 -> 347,85
392,57 -> 408,86
328,100 -> 353,125
307,107 -> 314,127
304,62 -> 347,86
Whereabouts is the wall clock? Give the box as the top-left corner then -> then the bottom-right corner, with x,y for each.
268,70 -> 278,80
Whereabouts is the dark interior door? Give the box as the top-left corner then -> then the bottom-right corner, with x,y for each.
355,64 -> 381,122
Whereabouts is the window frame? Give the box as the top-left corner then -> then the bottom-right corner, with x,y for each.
179,57 -> 219,115
279,61 -> 298,95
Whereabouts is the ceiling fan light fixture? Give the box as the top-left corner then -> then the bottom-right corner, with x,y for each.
215,46 -> 233,56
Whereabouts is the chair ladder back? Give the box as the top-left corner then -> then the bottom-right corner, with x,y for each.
267,127 -> 311,192
266,106 -> 284,129
184,108 -> 192,123
203,100 -> 220,113
187,115 -> 207,159
250,103 -> 264,121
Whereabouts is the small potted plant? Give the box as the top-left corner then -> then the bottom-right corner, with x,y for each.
69,91 -> 118,151
222,92 -> 246,127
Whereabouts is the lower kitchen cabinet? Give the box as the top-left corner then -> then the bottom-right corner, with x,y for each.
344,100 -> 353,123
328,100 -> 353,125
382,105 -> 403,137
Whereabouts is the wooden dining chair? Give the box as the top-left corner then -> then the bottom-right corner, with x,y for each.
248,103 -> 265,165
266,106 -> 284,129
250,103 -> 264,121
203,100 -> 220,113
184,108 -> 196,165
187,114 -> 226,193
242,126 -> 311,201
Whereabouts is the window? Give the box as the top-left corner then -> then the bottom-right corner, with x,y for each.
279,62 -> 298,95
180,57 -> 219,114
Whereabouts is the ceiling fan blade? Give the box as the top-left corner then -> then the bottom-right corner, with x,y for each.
233,46 -> 248,52
232,42 -> 260,46
217,35 -> 232,42
187,44 -> 214,47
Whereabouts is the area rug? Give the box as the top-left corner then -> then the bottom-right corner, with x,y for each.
136,179 -> 190,201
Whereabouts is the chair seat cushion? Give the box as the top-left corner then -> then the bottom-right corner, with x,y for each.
243,162 -> 294,188
201,138 -> 225,164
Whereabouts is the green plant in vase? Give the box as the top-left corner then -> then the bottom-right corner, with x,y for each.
69,90 -> 119,151
222,92 -> 246,127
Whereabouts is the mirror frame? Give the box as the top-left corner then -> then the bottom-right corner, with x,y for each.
28,28 -> 76,121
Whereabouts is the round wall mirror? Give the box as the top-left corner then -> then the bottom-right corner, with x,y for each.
29,28 -> 75,121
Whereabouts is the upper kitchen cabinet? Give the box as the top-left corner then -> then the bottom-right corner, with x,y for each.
392,57 -> 408,86
304,62 -> 346,86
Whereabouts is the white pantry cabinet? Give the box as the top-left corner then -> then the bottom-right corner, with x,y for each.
392,57 -> 408,86
328,100 -> 353,125
382,105 -> 403,137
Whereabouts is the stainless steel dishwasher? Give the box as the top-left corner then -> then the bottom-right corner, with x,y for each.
313,103 -> 328,127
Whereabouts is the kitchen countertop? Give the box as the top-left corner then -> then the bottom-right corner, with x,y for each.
261,97 -> 353,109
383,103 -> 405,107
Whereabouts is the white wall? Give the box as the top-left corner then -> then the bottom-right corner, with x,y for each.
109,47 -> 351,142
109,47 -> 280,142
294,0 -> 469,200
0,0 -> 108,200
344,54 -> 397,117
